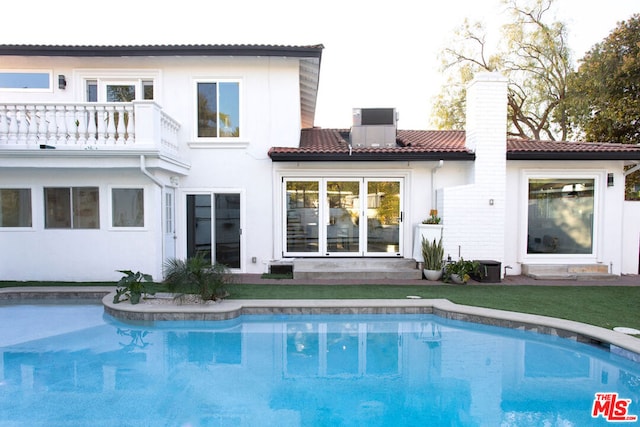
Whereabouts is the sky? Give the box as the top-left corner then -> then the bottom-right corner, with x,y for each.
0,0 -> 637,130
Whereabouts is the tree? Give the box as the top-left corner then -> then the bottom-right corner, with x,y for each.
566,14 -> 640,145
432,0 -> 573,141
565,14 -> 640,200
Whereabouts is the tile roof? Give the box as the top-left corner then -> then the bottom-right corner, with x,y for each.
269,129 -> 473,161
507,138 -> 640,159
269,128 -> 640,161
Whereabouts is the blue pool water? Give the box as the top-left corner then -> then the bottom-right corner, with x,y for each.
0,302 -> 639,426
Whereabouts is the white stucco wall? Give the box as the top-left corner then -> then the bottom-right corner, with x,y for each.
622,201 -> 640,274
271,160 -> 473,262
1,169 -> 165,281
1,54 -> 304,280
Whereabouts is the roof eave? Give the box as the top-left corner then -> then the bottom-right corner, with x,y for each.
269,152 -> 475,162
507,152 -> 640,161
0,44 -> 324,58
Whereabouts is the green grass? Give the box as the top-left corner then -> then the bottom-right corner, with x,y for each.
226,283 -> 640,331
2,281 -> 639,332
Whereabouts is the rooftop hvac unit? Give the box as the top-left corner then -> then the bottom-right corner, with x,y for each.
350,108 -> 397,147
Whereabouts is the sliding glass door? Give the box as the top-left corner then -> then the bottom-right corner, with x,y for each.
186,193 -> 241,269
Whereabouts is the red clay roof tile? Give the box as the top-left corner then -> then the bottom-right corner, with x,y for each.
269,128 -> 640,161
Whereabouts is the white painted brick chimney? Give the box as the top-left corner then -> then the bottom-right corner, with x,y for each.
441,73 -> 508,269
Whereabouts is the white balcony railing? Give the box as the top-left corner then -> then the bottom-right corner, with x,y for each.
0,101 -> 180,155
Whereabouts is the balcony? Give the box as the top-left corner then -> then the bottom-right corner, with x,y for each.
0,101 -> 180,156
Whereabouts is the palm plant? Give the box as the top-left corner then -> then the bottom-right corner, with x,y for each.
163,253 -> 233,301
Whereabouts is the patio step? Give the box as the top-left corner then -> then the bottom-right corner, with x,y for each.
292,258 -> 422,281
522,263 -> 617,281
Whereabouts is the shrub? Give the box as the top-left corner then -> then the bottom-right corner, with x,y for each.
113,270 -> 154,304
421,236 -> 444,270
163,254 -> 234,301
444,258 -> 479,284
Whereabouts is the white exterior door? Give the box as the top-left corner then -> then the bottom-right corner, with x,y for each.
163,188 -> 176,265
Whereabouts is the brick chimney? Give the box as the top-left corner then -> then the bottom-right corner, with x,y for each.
465,72 -> 508,184
440,72 -> 508,268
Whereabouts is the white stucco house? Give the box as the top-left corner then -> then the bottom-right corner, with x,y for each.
1,44 -> 639,282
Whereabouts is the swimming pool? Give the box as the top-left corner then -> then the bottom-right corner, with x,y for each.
0,301 -> 639,426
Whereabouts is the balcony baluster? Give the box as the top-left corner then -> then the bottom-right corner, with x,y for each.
0,106 -> 8,144
26,105 -> 38,145
0,102 -> 179,155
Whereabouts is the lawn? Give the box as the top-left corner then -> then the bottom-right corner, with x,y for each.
2,281 -> 639,332
227,283 -> 640,331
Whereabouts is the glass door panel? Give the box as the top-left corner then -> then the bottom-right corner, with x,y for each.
163,188 -> 176,265
326,180 -> 361,254
214,194 -> 241,269
186,194 -> 212,263
187,193 -> 241,269
366,180 -> 401,255
285,181 -> 320,254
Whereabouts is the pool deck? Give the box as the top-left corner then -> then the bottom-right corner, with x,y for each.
2,274 -> 640,361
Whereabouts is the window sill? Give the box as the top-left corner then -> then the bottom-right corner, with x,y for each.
188,140 -> 250,149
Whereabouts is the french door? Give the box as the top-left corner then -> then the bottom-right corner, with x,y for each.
163,188 -> 176,265
186,193 -> 241,269
284,178 -> 403,257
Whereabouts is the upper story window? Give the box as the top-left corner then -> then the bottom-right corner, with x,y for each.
197,81 -> 240,138
85,78 -> 155,102
0,71 -> 51,91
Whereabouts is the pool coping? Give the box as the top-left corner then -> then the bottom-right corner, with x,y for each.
2,286 -> 639,362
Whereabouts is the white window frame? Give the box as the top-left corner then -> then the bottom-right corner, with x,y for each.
108,186 -> 147,231
178,188 -> 246,272
0,69 -> 53,92
44,186 -> 100,230
74,69 -> 161,103
0,187 -> 34,230
191,78 -> 245,148
520,169 -> 604,264
279,171 -> 409,258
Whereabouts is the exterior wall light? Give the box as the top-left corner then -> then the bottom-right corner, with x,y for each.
58,75 -> 66,90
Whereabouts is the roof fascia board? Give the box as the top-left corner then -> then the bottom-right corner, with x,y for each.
508,152 -> 640,161
0,44 -> 324,58
269,152 -> 475,162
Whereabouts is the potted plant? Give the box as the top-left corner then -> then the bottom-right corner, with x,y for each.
113,270 -> 154,304
444,258 -> 479,284
421,236 -> 444,281
422,209 -> 441,224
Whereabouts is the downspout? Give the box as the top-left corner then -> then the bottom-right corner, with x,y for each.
140,155 -> 166,278
431,160 -> 444,208
140,155 -> 164,188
